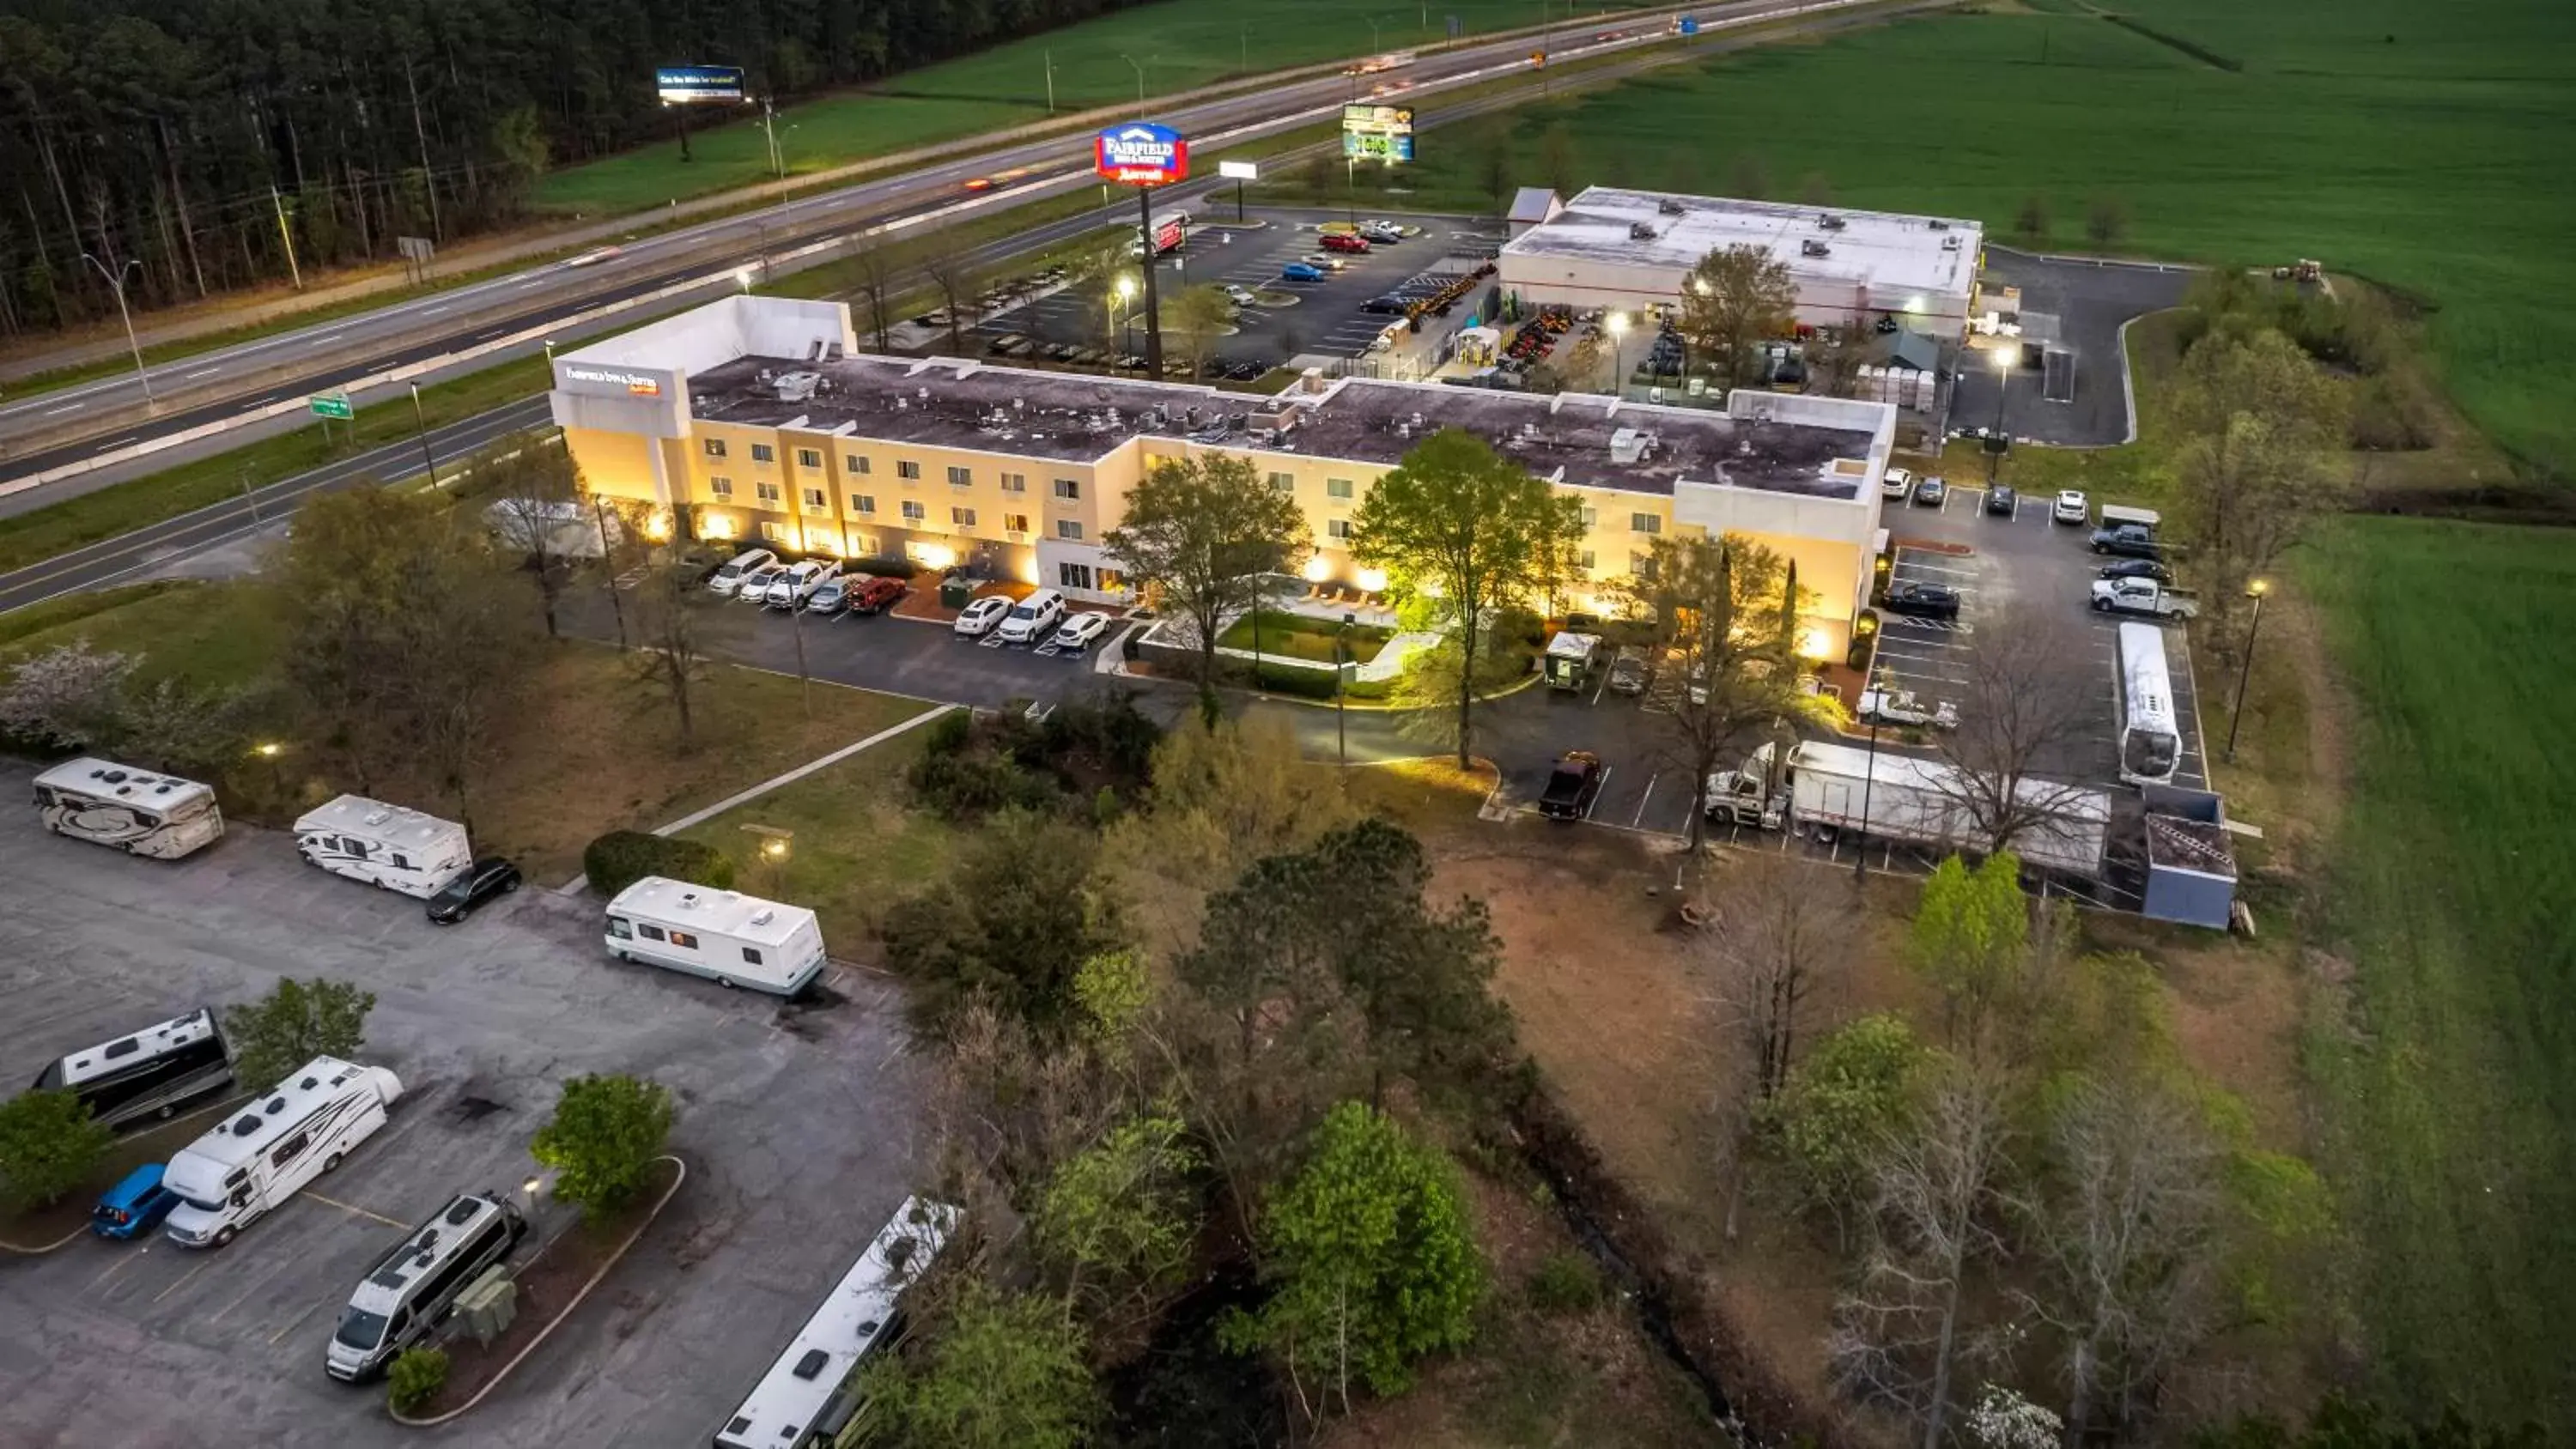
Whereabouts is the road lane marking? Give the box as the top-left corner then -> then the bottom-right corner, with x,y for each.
43,401 -> 86,415
185,367 -> 222,379
152,1258 -> 215,1303
300,1191 -> 406,1230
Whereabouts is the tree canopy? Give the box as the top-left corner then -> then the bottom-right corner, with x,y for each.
1100,453 -> 1310,712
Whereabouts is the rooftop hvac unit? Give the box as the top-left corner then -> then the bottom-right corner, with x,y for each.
1928,219 -> 1950,231
1817,213 -> 1846,231
1657,197 -> 1686,215
1942,236 -> 1963,251
774,371 -> 821,403
1627,221 -> 1658,241
1609,427 -> 1647,464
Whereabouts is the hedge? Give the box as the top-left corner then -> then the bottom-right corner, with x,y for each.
582,830 -> 737,898
848,555 -> 917,579
1248,660 -> 1388,701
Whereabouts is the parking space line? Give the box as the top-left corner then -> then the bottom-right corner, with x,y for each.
152,1259 -> 214,1304
266,1299 -> 325,1347
1584,765 -> 1613,822
301,1191 -> 407,1230
90,1246 -> 153,1291
208,1256 -> 301,1325
1629,773 -> 1659,831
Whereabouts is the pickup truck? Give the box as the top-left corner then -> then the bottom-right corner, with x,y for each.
1538,752 -> 1605,820
2089,524 -> 2163,559
2090,577 -> 2199,619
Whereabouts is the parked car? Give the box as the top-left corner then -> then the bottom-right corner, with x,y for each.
1857,688 -> 1959,731
704,548 -> 778,597
1985,484 -> 2018,517
1320,233 -> 1370,254
954,595 -> 1012,638
1607,648 -> 1652,696
1538,751 -> 1606,821
1280,262 -> 1326,282
803,577 -> 852,616
1880,466 -> 1913,500
2098,558 -> 2175,585
850,576 -> 909,615
734,562 -> 788,601
764,559 -> 841,609
2089,524 -> 2163,560
1361,295 -> 1411,316
1360,221 -> 1406,243
1050,612 -> 1110,652
426,858 -> 522,925
996,588 -> 1066,645
1880,580 -> 1963,621
2052,488 -> 2089,525
1224,285 -> 1259,307
93,1164 -> 182,1240
1911,475 -> 1948,507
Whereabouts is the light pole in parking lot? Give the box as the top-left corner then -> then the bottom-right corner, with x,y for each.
2224,578 -> 2270,763
1335,611 -> 1356,766
1607,311 -> 1630,398
1854,715 -> 1880,884
1985,344 -> 2012,481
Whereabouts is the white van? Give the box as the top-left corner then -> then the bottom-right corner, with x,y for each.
164,1056 -> 403,1250
707,548 -> 778,597
604,876 -> 828,997
327,1191 -> 528,1381
294,796 -> 471,899
996,589 -> 1066,645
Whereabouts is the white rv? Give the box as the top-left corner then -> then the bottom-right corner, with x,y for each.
163,1055 -> 404,1250
604,876 -> 828,997
33,757 -> 225,859
294,796 -> 471,898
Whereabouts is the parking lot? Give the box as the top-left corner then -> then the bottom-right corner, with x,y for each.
0,783 -> 928,1448
1948,247 -> 2196,448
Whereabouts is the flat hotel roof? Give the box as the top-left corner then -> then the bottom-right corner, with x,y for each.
1504,187 -> 1981,300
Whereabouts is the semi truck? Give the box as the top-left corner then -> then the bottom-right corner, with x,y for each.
1704,739 -> 2111,878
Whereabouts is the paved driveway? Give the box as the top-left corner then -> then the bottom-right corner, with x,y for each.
0,785 -> 927,1449
1949,247 -> 2195,448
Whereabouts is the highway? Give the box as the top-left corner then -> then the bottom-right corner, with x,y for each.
0,0 -> 1779,488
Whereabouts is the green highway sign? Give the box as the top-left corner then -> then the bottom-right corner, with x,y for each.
308,393 -> 354,420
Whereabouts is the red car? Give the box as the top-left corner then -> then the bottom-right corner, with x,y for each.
850,576 -> 909,615
1320,233 -> 1370,254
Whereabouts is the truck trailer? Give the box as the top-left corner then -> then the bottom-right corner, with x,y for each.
1705,739 -> 2111,877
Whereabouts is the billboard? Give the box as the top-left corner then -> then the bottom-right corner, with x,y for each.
1094,124 -> 1189,185
1341,104 -> 1416,164
657,66 -> 747,106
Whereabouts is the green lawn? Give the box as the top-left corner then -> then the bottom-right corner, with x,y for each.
1215,609 -> 1394,664
0,580 -> 284,690
532,0 -> 1656,216
2295,518 -> 2576,1429
1293,0 -> 2576,477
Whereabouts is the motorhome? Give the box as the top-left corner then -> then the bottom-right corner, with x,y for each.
604,876 -> 829,997
32,758 -> 224,859
293,796 -> 471,898
29,1007 -> 234,1131
163,1056 -> 404,1249
327,1191 -> 528,1381
713,1198 -> 958,1449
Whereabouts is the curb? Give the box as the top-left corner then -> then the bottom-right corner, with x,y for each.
0,1222 -> 91,1256
390,1153 -> 689,1428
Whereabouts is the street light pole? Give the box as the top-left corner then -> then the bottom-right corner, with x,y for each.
1607,311 -> 1629,397
408,383 -> 438,487
81,253 -> 154,411
1853,716 -> 1880,883
1121,53 -> 1147,106
1986,345 -> 2012,481
2224,579 -> 2269,763
1337,611 -> 1355,766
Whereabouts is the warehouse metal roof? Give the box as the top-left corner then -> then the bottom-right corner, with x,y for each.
1503,187 -> 1983,301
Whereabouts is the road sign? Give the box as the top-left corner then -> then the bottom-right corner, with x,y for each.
656,66 -> 747,105
307,393 -> 353,421
1218,160 -> 1259,181
1094,124 -> 1188,185
1679,16 -> 1700,35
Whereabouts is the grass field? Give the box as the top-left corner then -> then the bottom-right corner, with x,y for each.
1265,0 -> 2576,476
2293,519 -> 2576,1428
532,0 -> 1656,216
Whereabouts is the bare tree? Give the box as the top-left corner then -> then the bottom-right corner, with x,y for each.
1929,605 -> 2103,858
1703,853 -> 1856,1103
1812,311 -> 1876,399
627,559 -> 713,751
1167,283 -> 1233,381
395,543 -> 535,833
480,432 -> 586,639
846,235 -> 901,353
1678,243 -> 1796,390
1831,1064 -> 2020,1449
917,250 -> 981,358
2166,329 -> 2347,650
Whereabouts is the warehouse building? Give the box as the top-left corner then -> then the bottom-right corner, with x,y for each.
1498,187 -> 1984,340
550,295 -> 1903,656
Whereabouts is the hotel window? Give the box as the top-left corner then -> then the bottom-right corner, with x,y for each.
846,454 -> 871,475
802,488 -> 826,512
1059,562 -> 1095,591
1326,477 -> 1354,500
952,506 -> 977,528
1056,519 -> 1084,541
702,439 -> 727,458
708,476 -> 734,500
1053,477 -> 1080,500
1000,472 -> 1027,493
850,534 -> 875,555
797,448 -> 822,469
1631,512 -> 1662,535
946,465 -> 972,487
1631,551 -> 1656,580
1580,505 -> 1598,527
1267,471 -> 1294,493
902,500 -> 927,523
761,521 -> 787,542
851,494 -> 876,515
1005,512 -> 1030,535
756,481 -> 781,504
1099,569 -> 1127,593
750,444 -> 775,464
1579,549 -> 1596,571
1327,518 -> 1353,541
897,460 -> 921,481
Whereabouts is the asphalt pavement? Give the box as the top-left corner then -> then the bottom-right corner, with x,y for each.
1948,247 -> 2196,448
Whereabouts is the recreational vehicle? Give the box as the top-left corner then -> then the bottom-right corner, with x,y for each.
604,876 -> 828,997
32,758 -> 224,859
29,1007 -> 234,1131
293,796 -> 471,898
327,1191 -> 528,1381
162,1056 -> 403,1250
713,1198 -> 958,1449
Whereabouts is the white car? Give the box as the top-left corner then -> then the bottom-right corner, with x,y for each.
763,559 -> 839,609
1050,612 -> 1110,652
953,596 -> 1012,638
1880,467 -> 1913,500
2053,489 -> 2089,525
734,562 -> 788,601
1224,285 -> 1259,307
705,548 -> 777,597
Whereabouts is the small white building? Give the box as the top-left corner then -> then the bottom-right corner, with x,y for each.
604,876 -> 828,997
292,796 -> 471,899
1499,187 -> 1984,339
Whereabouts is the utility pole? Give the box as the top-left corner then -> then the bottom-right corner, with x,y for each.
404,60 -> 442,240
270,185 -> 303,290
1045,52 -> 1056,114
2224,580 -> 2270,762
80,253 -> 153,411
1136,187 -> 1164,377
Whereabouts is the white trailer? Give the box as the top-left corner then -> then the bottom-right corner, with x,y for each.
605,876 -> 828,997
1708,739 -> 2110,877
33,757 -> 225,859
162,1055 -> 404,1250
293,796 -> 471,898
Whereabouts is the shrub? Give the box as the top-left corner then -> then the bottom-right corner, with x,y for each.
907,743 -> 1058,822
848,555 -> 916,579
1526,1251 -> 1606,1315
386,1346 -> 449,1416
0,1089 -> 115,1211
530,1073 -> 674,1220
1248,659 -> 1387,700
582,830 -> 735,898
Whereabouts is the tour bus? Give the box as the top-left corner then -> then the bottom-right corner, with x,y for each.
605,876 -> 829,997
29,1007 -> 235,1131
293,795 -> 472,899
162,1056 -> 404,1250
32,758 -> 225,860
2115,621 -> 2183,786
328,1190 -> 529,1381
713,1198 -> 959,1449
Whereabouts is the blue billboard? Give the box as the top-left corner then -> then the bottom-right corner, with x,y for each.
657,66 -> 748,105
1094,124 -> 1189,185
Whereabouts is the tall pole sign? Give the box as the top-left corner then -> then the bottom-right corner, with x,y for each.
1094,124 -> 1189,379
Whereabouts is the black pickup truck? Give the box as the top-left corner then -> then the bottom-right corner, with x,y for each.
1539,752 -> 1605,821
2089,524 -> 2164,560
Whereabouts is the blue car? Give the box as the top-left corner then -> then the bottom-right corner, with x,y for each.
1280,262 -> 1325,282
93,1163 -> 181,1240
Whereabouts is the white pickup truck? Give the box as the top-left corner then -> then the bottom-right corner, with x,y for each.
2089,577 -> 2199,620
